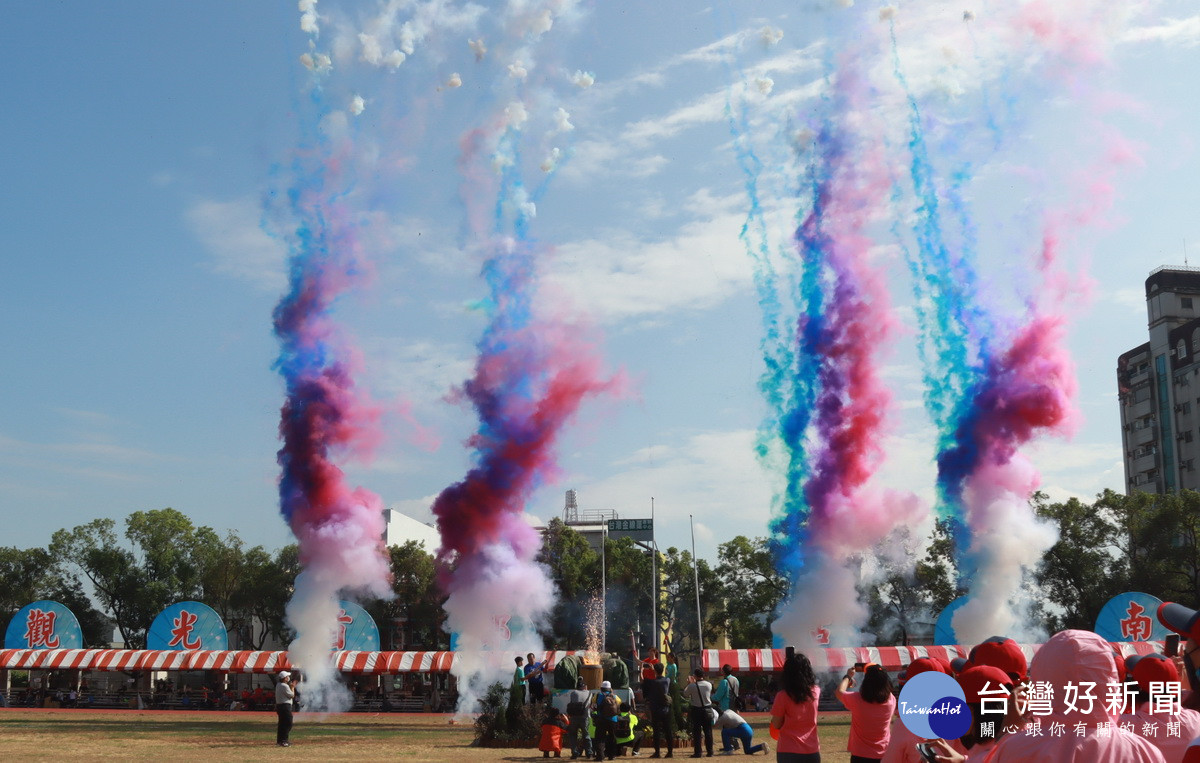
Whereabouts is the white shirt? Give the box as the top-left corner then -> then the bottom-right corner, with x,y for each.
276,682 -> 294,705
684,680 -> 713,708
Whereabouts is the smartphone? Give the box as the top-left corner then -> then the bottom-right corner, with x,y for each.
915,742 -> 939,763
853,662 -> 866,673
1167,634 -> 1181,658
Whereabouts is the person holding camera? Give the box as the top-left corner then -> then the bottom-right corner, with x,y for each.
836,663 -> 895,763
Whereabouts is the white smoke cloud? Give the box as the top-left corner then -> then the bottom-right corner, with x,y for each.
760,26 -> 783,46
470,38 -> 487,60
552,107 -> 574,133
443,538 -> 556,714
447,72 -> 463,88
299,0 -> 319,34
951,457 -> 1058,644
350,95 -> 365,115
504,100 -> 529,129
508,60 -> 529,80
540,147 -> 562,172
571,70 -> 595,88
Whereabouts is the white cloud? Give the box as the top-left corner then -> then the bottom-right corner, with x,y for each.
359,337 -> 475,406
540,208 -> 753,324
1121,15 -> 1200,46
186,197 -> 286,292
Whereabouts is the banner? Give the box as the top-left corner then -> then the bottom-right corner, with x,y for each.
5,600 -> 83,649
147,601 -> 229,650
1095,592 -> 1168,642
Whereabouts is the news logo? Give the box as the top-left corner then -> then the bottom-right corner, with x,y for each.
898,671 -> 972,740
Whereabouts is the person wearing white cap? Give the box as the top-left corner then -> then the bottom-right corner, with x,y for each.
275,670 -> 295,747
593,680 -> 620,760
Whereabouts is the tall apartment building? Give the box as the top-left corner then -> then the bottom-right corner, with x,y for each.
1118,267 -> 1200,493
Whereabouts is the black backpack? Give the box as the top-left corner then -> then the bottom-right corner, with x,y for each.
566,697 -> 586,717
616,713 -> 632,737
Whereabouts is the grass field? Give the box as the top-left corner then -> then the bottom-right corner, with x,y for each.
0,709 -> 858,761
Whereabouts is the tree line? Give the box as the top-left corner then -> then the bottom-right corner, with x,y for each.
3,490 -> 1199,651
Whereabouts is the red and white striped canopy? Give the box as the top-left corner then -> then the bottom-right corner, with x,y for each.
0,649 -> 577,674
700,641 -> 1166,673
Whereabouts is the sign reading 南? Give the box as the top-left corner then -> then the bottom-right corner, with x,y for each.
607,518 -> 653,543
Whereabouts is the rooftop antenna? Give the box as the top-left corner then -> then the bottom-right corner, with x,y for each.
1186,238 -> 1189,268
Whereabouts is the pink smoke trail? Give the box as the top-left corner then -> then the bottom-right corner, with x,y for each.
753,43 -> 925,650
273,6 -> 391,711
427,0 -> 613,712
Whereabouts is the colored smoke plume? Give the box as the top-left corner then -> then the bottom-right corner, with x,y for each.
730,18 -> 925,648
273,2 -> 392,712
430,0 -> 611,713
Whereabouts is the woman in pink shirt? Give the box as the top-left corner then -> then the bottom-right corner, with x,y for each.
836,664 -> 896,763
770,652 -> 821,763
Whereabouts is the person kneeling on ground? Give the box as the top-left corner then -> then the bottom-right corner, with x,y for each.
615,703 -> 644,757
712,707 -> 767,755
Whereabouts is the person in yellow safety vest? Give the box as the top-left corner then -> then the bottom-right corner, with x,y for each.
615,703 -> 644,757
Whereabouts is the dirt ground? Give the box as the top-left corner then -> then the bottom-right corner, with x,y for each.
0,708 -> 858,761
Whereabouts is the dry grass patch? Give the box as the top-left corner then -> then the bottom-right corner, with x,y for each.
0,709 -> 856,762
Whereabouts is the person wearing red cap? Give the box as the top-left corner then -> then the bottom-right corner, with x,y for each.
965,638 -> 1027,684
1158,602 -> 1200,712
1120,653 -> 1200,762
982,630 -> 1165,762
881,659 -> 967,763
835,664 -> 895,762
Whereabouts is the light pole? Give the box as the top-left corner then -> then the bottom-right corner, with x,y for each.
601,521 -> 608,651
651,497 -> 658,653
690,514 -> 703,652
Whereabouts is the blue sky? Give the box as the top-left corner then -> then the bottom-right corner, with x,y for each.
3,0 -> 1199,566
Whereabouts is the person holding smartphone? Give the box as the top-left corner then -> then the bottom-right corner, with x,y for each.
770,652 -> 821,763
836,663 -> 895,763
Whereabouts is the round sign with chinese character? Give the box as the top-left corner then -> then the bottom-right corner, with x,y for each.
147,601 -> 229,650
4,600 -> 84,649
334,600 -> 380,651
1094,592 -> 1168,643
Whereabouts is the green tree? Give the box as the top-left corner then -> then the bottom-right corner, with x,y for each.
536,519 -> 600,647
658,546 -> 720,655
230,544 -> 300,649
712,536 -> 788,647
604,536 -> 654,653
362,540 -> 447,649
50,509 -> 221,648
1034,492 -> 1127,632
0,546 -> 112,646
